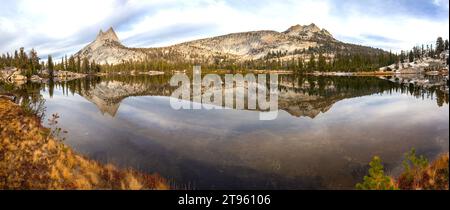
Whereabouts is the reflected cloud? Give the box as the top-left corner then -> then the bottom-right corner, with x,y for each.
4,74 -> 448,189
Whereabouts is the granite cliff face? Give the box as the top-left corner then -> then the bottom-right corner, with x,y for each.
75,27 -> 147,65
171,23 -> 338,61
75,24 -> 383,65
283,23 -> 334,40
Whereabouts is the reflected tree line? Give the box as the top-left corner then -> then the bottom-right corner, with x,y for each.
0,81 -> 46,121
278,75 -> 449,107
1,75 -> 448,118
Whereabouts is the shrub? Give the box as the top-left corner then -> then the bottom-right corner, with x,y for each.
357,149 -> 449,190
398,149 -> 428,189
356,156 -> 397,190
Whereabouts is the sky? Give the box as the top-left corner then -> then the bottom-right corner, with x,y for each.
0,0 -> 448,59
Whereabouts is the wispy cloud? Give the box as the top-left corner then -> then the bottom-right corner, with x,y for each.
0,0 -> 448,58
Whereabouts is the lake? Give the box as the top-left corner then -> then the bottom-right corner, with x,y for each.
2,74 -> 449,189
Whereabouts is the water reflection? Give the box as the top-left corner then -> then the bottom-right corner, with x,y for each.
16,74 -> 449,118
1,74 -> 448,189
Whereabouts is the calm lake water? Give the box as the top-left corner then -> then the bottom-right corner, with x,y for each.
2,74 -> 449,189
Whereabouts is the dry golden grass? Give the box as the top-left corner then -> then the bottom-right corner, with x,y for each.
397,153 -> 449,190
0,98 -> 169,190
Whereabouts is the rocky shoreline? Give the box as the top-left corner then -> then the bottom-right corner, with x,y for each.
0,67 -> 87,84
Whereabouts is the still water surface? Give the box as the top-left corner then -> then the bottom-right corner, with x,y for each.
7,74 -> 449,189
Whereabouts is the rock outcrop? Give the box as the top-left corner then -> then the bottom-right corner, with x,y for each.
283,23 -> 333,40
75,27 -> 147,65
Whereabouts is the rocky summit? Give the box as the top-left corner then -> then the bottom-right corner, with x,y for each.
283,23 -> 333,40
75,27 -> 146,65
75,23 -> 384,65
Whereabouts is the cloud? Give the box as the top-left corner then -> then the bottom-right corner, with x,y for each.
123,23 -> 216,47
0,0 -> 448,59
361,35 -> 399,43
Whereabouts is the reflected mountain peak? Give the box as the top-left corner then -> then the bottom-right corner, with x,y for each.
3,74 -> 448,119
1,74 -> 448,190
80,81 -> 149,117
36,74 -> 448,119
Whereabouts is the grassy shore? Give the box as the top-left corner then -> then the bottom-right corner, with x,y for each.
0,98 -> 169,190
397,153 -> 449,190
357,151 -> 449,190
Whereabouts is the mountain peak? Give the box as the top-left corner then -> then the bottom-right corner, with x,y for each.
75,24 -> 379,66
95,27 -> 120,43
320,28 -> 333,38
304,23 -> 320,32
283,23 -> 333,39
284,24 -> 305,34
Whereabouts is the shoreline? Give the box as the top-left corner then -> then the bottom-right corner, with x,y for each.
3,67 -> 449,84
0,97 -> 169,190
357,153 -> 449,190
306,71 -> 449,77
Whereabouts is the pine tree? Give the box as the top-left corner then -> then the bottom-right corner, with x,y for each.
436,37 -> 444,55
421,45 -> 425,58
408,50 -> 414,62
430,44 -> 434,58
355,156 -> 397,190
19,47 -> 29,70
48,55 -> 54,77
400,50 -> 405,63
29,48 -> 39,75
308,54 -> 316,72
82,57 -> 90,74
13,50 -> 19,68
317,53 -> 326,71
76,55 -> 81,73
60,57 -> 65,71
297,58 -> 304,73
68,56 -> 76,72
65,55 -> 68,69
40,61 -> 45,73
